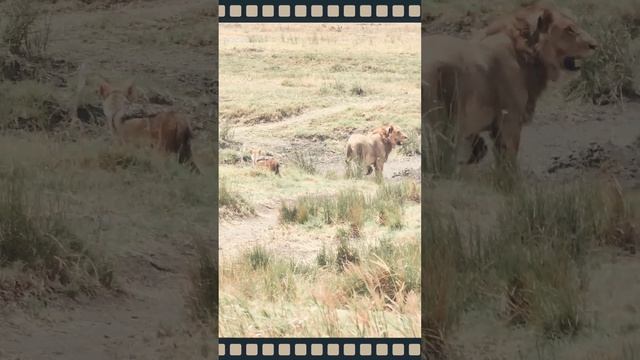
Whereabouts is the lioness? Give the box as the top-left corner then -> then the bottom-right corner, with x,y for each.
345,124 -> 408,177
423,1 -> 597,171
99,82 -> 200,174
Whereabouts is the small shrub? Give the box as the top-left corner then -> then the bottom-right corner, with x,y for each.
423,210 -> 470,359
219,181 -> 255,218
291,150 -> 317,175
335,238 -> 359,271
188,239 -> 217,325
488,182 -> 609,337
219,121 -> 236,148
374,199 -> 404,229
0,168 -> 113,298
315,244 -> 334,267
376,181 -> 421,204
97,151 -> 154,173
345,160 -> 367,179
0,80 -> 66,131
336,191 -> 366,230
279,190 -> 366,226
424,121 -> 458,177
247,245 -> 270,270
220,149 -> 244,165
2,0 -> 52,59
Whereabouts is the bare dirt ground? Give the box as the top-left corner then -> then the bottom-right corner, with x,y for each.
0,1 -> 216,359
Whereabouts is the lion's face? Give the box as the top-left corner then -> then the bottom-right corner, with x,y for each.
387,125 -> 408,146
534,8 -> 598,77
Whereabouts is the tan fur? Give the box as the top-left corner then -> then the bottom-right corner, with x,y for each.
249,148 -> 269,166
423,1 -> 598,169
345,124 -> 408,177
255,157 -> 280,175
99,82 -> 200,174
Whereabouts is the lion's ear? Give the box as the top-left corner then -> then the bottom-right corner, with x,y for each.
99,82 -> 111,99
387,125 -> 394,135
536,8 -> 553,34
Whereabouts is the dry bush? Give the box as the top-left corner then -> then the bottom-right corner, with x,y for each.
219,181 -> 255,218
1,0 -> 52,59
187,239 -> 217,330
0,167 -> 114,300
0,80 -> 67,131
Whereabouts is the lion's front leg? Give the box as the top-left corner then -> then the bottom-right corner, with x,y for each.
491,115 -> 522,172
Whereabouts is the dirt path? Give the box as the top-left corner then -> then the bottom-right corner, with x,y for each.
232,100 -> 388,150
219,203 -> 280,260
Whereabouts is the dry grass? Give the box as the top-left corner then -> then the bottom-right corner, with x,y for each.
424,177 -> 636,358
219,233 -> 420,337
0,133 -> 214,303
1,0 -> 52,59
219,181 -> 255,219
0,165 -> 114,300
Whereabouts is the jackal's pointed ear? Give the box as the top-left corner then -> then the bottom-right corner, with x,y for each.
99,82 -> 111,99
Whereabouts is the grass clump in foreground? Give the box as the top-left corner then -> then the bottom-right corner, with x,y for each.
423,178 -> 634,358
291,150 -> 317,175
279,181 -> 420,232
219,180 -> 255,218
0,167 -> 113,299
188,239 -> 217,331
219,233 -> 420,337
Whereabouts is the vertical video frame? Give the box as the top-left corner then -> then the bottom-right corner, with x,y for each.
219,1 -> 421,358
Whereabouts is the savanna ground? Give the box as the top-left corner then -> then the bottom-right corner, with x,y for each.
423,0 -> 640,359
218,24 -> 421,337
0,1 -> 216,359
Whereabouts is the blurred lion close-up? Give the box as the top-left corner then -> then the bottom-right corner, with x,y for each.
423,0 -> 640,359
423,1 -> 598,172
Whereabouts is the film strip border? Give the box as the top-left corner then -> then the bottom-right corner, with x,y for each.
219,338 -> 421,359
218,0 -> 421,23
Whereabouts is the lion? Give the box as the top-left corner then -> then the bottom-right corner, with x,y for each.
99,81 -> 200,174
423,1 -> 598,171
345,124 -> 408,177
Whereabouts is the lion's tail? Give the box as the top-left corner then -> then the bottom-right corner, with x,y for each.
177,120 -> 201,175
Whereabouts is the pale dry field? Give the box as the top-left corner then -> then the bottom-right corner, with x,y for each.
218,23 -> 421,337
